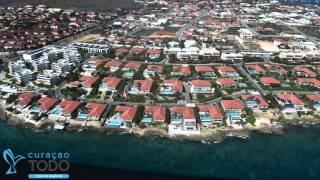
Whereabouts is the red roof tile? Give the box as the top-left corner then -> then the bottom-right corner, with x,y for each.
265,65 -> 287,74
130,47 -> 145,54
115,48 -> 129,54
124,63 -> 141,70
80,76 -> 99,88
246,64 -> 266,73
38,97 -> 59,112
297,78 -> 320,87
60,100 -> 81,114
195,66 -> 214,72
217,78 -> 236,85
146,65 -> 163,73
146,48 -> 161,54
191,80 -> 212,87
218,66 -> 236,72
115,105 -> 137,121
144,106 -> 166,121
172,65 -> 191,75
102,77 -> 121,88
306,94 -> 320,102
260,77 -> 281,85
198,104 -> 224,119
276,93 -> 304,105
134,80 -> 153,91
242,94 -> 269,108
105,60 -> 123,67
171,107 -> 196,120
293,67 -> 316,76
163,80 -> 183,92
221,100 -> 245,110
18,93 -> 38,106
85,103 -> 107,118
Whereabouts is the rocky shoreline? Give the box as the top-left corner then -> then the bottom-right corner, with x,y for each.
2,102 -> 320,143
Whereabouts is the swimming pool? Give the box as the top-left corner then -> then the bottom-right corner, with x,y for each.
30,106 -> 40,112
106,119 -> 123,127
51,108 -> 62,115
78,112 -> 88,120
225,112 -> 241,118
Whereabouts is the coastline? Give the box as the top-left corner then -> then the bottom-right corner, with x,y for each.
2,100 -> 320,143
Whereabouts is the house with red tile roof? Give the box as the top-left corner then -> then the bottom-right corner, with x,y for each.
66,81 -> 81,88
104,60 -> 123,72
146,48 -> 162,59
306,94 -> 320,102
198,104 -> 224,125
160,80 -> 183,95
171,65 -> 191,76
265,65 -> 287,75
297,78 -> 320,88
36,96 -> 59,112
217,78 -> 237,88
17,93 -> 38,109
79,76 -> 99,89
143,64 -> 163,76
105,105 -> 137,127
79,103 -> 107,120
221,100 -> 245,113
122,62 -> 141,71
122,63 -> 142,78
246,64 -> 266,75
142,106 -> 166,123
217,66 -> 239,78
170,107 -> 197,131
241,93 -> 269,110
50,100 -> 81,117
115,47 -> 129,57
275,93 -> 305,112
129,46 -> 145,55
128,80 -> 153,95
306,94 -> 320,111
190,80 -> 214,94
260,77 -> 281,86
293,67 -> 317,77
99,77 -> 121,92
195,66 -> 216,77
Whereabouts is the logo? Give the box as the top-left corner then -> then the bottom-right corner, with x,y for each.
2,149 -> 70,179
3,149 -> 26,175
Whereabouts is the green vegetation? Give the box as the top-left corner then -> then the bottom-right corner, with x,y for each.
134,105 -> 144,124
245,116 -> 256,126
61,87 -> 85,99
196,94 -> 216,103
127,95 -> 146,102
6,94 -> 17,104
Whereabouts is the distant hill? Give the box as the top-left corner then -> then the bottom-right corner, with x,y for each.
0,0 -> 140,10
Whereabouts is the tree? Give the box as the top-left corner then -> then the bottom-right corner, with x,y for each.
6,94 -> 17,104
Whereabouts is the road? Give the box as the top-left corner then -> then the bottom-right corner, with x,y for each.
175,10 -> 208,39
183,82 -> 192,103
235,65 -> 266,95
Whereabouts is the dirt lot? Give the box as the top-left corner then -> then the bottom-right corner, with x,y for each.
72,34 -> 103,43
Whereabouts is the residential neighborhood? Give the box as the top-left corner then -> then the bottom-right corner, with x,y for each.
0,0 -> 320,137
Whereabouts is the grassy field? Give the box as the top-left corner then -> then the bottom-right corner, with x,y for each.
0,0 -> 140,10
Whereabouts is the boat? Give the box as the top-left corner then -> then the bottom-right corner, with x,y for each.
54,122 -> 65,130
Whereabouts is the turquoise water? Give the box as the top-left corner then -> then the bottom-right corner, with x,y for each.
51,108 -> 62,115
1,120 -> 320,179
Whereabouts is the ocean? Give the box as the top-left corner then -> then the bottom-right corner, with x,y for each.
0,120 -> 320,179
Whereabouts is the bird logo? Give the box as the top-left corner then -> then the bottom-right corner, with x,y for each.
3,149 -> 26,175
